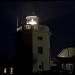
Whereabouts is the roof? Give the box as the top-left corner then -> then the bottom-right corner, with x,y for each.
57,47 -> 75,58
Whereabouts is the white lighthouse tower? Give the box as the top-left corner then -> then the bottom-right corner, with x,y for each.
17,15 -> 51,73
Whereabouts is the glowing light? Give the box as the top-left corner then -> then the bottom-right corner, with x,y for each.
27,18 -> 37,25
61,56 -> 65,57
57,54 -> 65,57
4,68 -> 7,74
10,67 -> 13,74
26,16 -> 38,25
17,26 -> 22,32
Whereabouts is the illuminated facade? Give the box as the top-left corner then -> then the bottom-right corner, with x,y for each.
57,47 -> 75,72
17,16 -> 51,73
58,47 -> 75,58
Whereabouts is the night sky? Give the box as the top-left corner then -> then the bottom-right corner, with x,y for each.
0,1 -> 75,60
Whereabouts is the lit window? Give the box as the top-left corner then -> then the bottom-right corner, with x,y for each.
27,18 -> 37,25
26,25 -> 31,29
4,68 -> 7,74
26,16 -> 38,25
10,67 -> 13,74
38,47 -> 43,54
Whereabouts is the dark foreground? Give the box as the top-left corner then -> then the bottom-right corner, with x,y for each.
32,70 -> 75,75
0,56 -> 16,74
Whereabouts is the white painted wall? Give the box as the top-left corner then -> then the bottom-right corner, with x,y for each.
32,25 -> 51,72
58,47 -> 75,57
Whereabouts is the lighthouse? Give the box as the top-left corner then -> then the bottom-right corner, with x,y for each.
17,15 -> 51,73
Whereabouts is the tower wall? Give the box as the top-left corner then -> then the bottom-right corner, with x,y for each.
32,25 -> 50,72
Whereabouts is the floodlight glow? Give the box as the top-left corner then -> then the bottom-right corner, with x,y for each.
4,68 -> 7,74
27,18 -> 37,25
10,67 -> 13,74
26,16 -> 39,25
61,56 -> 65,57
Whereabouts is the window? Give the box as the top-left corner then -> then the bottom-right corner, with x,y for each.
25,25 -> 31,29
39,65 -> 42,69
38,47 -> 43,54
39,62 -> 44,70
10,67 -> 13,74
38,36 -> 43,40
4,68 -> 7,74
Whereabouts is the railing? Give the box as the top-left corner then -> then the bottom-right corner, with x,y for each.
17,25 -> 49,32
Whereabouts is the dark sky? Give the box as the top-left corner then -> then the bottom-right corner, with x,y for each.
0,1 -> 75,59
